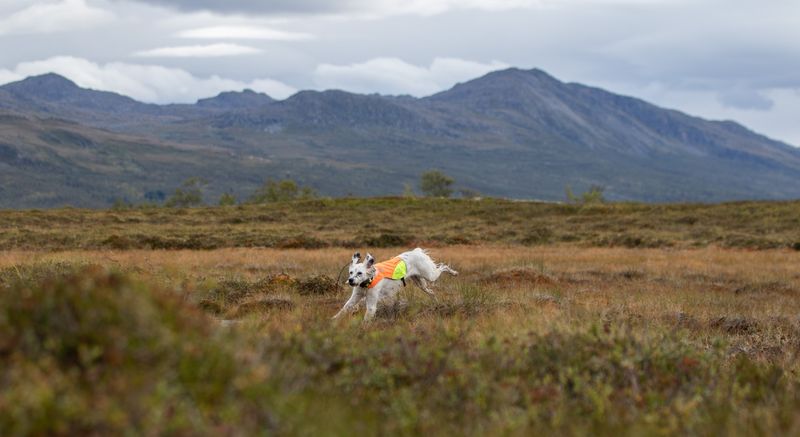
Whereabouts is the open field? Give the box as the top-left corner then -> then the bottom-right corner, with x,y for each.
1,198 -> 800,251
2,200 -> 800,434
3,240 -> 800,435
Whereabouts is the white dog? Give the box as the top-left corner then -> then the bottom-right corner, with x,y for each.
333,248 -> 458,321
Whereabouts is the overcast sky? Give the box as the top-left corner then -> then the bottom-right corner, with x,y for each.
0,0 -> 798,145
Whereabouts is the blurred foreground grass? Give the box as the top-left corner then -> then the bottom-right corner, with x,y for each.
2,247 -> 800,435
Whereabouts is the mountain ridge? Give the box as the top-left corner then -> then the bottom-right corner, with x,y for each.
3,70 -> 795,149
1,68 -> 799,208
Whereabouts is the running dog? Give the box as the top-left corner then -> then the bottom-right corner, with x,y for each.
333,248 -> 458,321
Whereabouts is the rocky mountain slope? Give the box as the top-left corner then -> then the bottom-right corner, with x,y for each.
1,68 -> 799,208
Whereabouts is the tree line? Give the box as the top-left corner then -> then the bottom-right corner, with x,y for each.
114,170 -> 605,208
114,170 -> 476,208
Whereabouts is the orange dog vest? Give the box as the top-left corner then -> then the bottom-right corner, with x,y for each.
368,257 -> 407,288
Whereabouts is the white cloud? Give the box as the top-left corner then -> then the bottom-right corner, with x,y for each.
0,69 -> 23,85
0,56 -> 297,102
353,0 -> 538,17
123,0 -> 671,18
591,79 -> 800,146
718,88 -> 774,111
363,0 -> 666,17
176,25 -> 313,41
0,0 -> 114,35
314,57 -> 509,96
133,43 -> 261,57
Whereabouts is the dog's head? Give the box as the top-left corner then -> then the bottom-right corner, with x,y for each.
347,252 -> 375,287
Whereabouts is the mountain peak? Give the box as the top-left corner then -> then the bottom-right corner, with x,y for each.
0,72 -> 151,115
426,66 -> 561,105
456,67 -> 560,87
1,73 -> 81,99
21,73 -> 78,88
196,89 -> 274,109
484,67 -> 557,80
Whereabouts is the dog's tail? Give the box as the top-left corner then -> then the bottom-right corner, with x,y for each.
409,247 -> 458,280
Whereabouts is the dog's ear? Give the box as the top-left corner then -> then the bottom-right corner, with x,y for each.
365,253 -> 375,268
352,252 -> 361,264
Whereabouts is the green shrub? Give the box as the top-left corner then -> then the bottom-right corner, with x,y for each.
165,177 -> 206,208
0,267 -> 274,435
276,235 -> 328,249
402,183 -> 416,198
520,227 -> 553,245
101,234 -> 135,249
566,184 -> 606,205
420,170 -> 454,198
248,179 -> 316,203
363,233 -> 409,247
218,192 -> 237,206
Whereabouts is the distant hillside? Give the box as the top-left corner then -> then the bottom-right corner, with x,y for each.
0,111 -> 399,208
1,68 -> 799,208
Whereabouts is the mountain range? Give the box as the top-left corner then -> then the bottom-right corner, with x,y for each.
1,68 -> 799,208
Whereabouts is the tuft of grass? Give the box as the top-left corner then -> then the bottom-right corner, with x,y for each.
362,233 -> 410,248
227,297 -> 295,318
296,275 -> 341,296
0,261 -> 93,288
422,283 -> 502,318
276,235 -> 328,249
196,273 -> 340,316
709,316 -> 758,334
479,267 -> 557,286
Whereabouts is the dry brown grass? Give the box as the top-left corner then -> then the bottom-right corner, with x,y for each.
4,246 -> 798,341
5,199 -> 800,434
3,198 -> 800,251
3,245 -> 800,434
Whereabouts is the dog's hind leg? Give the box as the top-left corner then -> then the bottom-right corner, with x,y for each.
332,287 -> 365,319
437,263 -> 459,276
409,276 -> 436,298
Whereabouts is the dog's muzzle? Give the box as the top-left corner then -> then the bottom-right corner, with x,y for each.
348,277 -> 372,288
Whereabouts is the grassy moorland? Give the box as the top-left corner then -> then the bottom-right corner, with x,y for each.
2,200 -> 800,435
1,197 -> 799,250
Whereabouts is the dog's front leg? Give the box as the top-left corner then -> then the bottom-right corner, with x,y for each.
364,286 -> 380,322
333,287 -> 365,319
